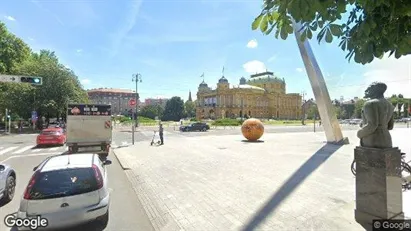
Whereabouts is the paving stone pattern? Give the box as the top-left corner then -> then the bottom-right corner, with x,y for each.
114,128 -> 411,231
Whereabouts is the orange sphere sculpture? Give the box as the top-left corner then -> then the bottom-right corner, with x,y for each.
241,118 -> 264,141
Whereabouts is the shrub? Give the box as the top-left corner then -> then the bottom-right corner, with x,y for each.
190,118 -> 197,122
211,118 -> 242,126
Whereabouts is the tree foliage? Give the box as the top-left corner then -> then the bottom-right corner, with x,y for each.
252,0 -> 411,64
184,100 -> 196,118
0,22 -> 31,73
162,96 -> 184,121
0,21 -> 88,124
140,104 -> 163,120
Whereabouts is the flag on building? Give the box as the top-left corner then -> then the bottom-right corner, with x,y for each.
408,104 -> 411,114
400,104 -> 405,112
222,66 -> 225,76
200,73 -> 204,78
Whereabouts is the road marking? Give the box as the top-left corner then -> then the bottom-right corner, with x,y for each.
0,146 -> 18,155
49,147 -> 59,151
31,149 -> 42,153
121,141 -> 128,145
12,145 -> 34,154
0,152 -> 61,163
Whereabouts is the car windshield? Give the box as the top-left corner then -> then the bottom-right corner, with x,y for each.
29,168 -> 98,200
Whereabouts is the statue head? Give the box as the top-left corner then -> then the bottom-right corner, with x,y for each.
364,82 -> 387,99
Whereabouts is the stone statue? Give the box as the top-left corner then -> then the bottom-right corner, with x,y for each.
357,82 -> 395,148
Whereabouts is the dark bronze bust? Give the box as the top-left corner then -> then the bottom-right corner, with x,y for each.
357,82 -> 395,148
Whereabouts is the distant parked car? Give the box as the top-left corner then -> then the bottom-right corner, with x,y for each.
36,127 -> 66,147
0,163 -> 16,204
180,122 -> 210,132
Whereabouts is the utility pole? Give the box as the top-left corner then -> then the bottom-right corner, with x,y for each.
132,73 -> 142,128
301,91 -> 307,125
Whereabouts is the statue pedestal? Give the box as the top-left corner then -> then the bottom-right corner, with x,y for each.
354,147 -> 404,230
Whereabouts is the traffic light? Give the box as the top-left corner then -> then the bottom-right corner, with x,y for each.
20,76 -> 42,85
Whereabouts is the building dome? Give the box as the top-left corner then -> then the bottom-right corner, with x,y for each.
218,76 -> 229,84
239,77 -> 246,85
249,71 -> 284,84
199,80 -> 208,87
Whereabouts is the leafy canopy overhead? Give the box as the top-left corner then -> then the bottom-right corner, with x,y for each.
251,0 -> 411,64
0,21 -> 89,121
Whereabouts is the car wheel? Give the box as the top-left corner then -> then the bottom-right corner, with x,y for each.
0,175 -> 16,203
202,128 -> 207,132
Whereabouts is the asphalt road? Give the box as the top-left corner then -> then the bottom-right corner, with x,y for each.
0,152 -> 154,231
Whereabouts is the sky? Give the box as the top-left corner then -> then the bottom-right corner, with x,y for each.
1,0 -> 410,102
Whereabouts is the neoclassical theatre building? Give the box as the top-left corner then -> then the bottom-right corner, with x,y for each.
196,71 -> 302,120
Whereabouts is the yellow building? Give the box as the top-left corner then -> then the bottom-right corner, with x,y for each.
196,71 -> 302,120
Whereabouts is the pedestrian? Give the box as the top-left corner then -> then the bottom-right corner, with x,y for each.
159,123 -> 164,145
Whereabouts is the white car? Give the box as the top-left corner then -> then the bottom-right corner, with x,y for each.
0,163 -> 16,204
16,153 -> 111,230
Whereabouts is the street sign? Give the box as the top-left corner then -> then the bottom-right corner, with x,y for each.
31,111 -> 37,122
129,99 -> 136,106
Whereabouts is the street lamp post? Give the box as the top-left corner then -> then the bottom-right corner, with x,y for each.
132,73 -> 142,128
301,91 -> 307,125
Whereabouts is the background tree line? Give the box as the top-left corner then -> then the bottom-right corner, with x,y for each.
139,96 -> 196,121
0,21 -> 89,128
304,94 -> 411,120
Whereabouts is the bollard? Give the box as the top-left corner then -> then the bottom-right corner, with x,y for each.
131,125 -> 135,145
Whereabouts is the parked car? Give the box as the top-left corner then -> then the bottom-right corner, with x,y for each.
0,163 -> 16,204
180,122 -> 210,132
17,153 -> 111,230
36,127 -> 66,147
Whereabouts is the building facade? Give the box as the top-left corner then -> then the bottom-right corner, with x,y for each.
87,88 -> 140,115
196,71 -> 302,120
144,98 -> 169,109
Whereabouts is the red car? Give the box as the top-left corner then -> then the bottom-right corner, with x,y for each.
36,128 -> 66,146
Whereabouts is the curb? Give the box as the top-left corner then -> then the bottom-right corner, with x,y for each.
112,149 -> 130,170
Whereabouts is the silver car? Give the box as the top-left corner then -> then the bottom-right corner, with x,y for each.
0,163 -> 16,204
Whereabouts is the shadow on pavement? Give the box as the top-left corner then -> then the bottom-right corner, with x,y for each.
241,140 -> 265,143
241,143 -> 343,231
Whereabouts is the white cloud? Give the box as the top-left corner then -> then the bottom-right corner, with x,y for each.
361,55 -> 411,98
296,67 -> 304,72
28,37 -> 35,41
246,39 -> 258,48
243,60 -> 266,74
76,49 -> 83,53
81,79 -> 91,85
4,16 -> 15,21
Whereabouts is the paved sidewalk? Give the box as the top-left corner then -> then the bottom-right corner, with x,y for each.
114,128 -> 411,231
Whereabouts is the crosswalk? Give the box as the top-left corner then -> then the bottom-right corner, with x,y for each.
0,145 -> 68,156
0,141 -> 135,156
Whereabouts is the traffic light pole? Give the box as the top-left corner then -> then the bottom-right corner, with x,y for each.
132,73 -> 142,145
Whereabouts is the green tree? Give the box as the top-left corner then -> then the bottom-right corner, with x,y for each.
354,99 -> 365,118
0,21 -> 31,73
13,50 -> 89,124
333,105 -> 342,119
184,100 -> 196,118
251,1 -> 411,65
140,105 -> 163,120
162,96 -> 184,121
306,104 -> 318,119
